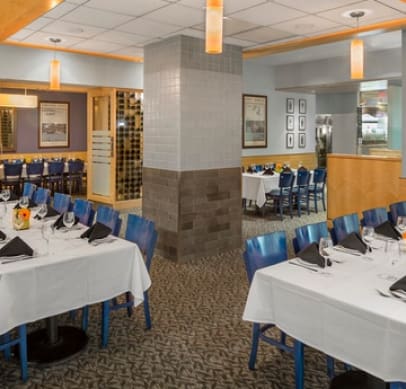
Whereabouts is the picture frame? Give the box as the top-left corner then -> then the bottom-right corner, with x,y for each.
286,133 -> 294,149
299,115 -> 306,131
242,94 -> 267,148
39,101 -> 69,148
299,133 -> 306,148
286,115 -> 294,131
299,99 -> 306,114
286,98 -> 294,113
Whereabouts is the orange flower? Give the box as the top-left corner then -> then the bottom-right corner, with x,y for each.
18,208 -> 30,221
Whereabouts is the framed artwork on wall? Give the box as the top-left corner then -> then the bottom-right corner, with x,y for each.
299,99 -> 306,114
242,94 -> 267,148
299,133 -> 306,148
299,115 -> 306,131
286,133 -> 294,149
286,115 -> 294,131
39,101 -> 69,148
286,98 -> 294,113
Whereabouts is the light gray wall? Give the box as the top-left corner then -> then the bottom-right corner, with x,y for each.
242,61 -> 316,156
0,44 -> 143,88
331,113 -> 357,154
316,92 -> 358,114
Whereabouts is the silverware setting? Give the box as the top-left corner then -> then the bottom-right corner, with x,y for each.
289,260 -> 319,272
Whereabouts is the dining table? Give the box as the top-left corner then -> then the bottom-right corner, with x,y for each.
243,236 -> 406,389
0,202 -> 151,365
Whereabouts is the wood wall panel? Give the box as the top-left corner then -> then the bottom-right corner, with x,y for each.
242,152 -> 317,170
327,154 -> 406,223
0,151 -> 86,162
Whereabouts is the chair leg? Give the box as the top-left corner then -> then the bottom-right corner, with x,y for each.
280,330 -> 286,345
81,306 -> 89,332
322,191 -> 326,211
18,325 -> 28,382
101,300 -> 110,348
297,194 -> 301,217
314,193 -> 318,213
327,355 -> 335,378
294,339 -> 304,389
249,323 -> 261,370
2,333 -> 11,360
143,291 -> 152,329
126,292 -> 134,318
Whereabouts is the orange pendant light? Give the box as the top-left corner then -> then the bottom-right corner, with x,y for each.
49,38 -> 61,90
350,11 -> 364,80
205,0 -> 223,54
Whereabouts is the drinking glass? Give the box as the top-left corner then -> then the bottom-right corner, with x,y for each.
0,202 -> 6,229
37,203 -> 48,220
397,216 -> 406,239
63,212 -> 75,229
361,226 -> 375,245
319,237 -> 333,274
19,196 -> 29,209
1,189 -> 10,206
41,221 -> 54,256
385,239 -> 400,266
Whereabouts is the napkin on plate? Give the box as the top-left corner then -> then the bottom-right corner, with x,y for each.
337,232 -> 367,254
296,242 -> 328,268
262,168 -> 274,176
34,206 -> 59,220
0,230 -> 6,241
374,220 -> 402,240
80,222 -> 112,243
389,275 -> 406,292
53,213 -> 79,230
0,236 -> 33,257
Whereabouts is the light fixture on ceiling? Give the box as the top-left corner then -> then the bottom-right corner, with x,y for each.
205,0 -> 223,54
0,89 -> 37,108
350,11 -> 365,80
49,37 -> 61,90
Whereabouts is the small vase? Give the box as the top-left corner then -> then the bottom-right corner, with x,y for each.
13,208 -> 31,230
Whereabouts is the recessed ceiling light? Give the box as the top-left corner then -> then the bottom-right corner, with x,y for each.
49,37 -> 62,44
342,9 -> 371,19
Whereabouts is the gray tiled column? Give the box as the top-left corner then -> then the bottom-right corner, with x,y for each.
143,36 -> 242,260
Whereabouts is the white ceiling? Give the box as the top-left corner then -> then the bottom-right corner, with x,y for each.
5,0 -> 406,64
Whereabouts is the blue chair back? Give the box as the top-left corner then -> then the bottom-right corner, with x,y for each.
4,162 -> 22,177
279,171 -> 294,189
68,159 -> 84,174
26,162 -> 44,176
243,231 -> 287,284
389,201 -> 406,225
96,205 -> 120,236
294,221 -> 329,253
22,182 -> 36,199
33,187 -> 51,205
125,214 -> 158,271
313,167 -> 326,185
72,199 -> 94,226
296,168 -> 310,186
48,161 -> 64,175
362,207 -> 388,227
53,192 -> 72,214
332,213 -> 360,243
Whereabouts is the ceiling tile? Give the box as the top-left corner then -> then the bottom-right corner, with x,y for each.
273,0 -> 364,13
43,2 -> 78,19
97,30 -> 149,45
21,31 -> 85,47
176,0 -> 205,9
230,2 -> 306,26
272,15 -> 342,36
85,0 -> 169,17
61,7 -> 134,29
71,39 -> 125,53
111,46 -> 144,57
24,17 -> 54,31
223,18 -> 261,36
232,26 -> 297,43
7,29 -> 35,41
144,4 -> 204,27
164,28 -> 205,39
42,20 -> 106,38
223,36 -> 255,47
66,0 -> 89,4
118,18 -> 182,37
374,0 -> 406,12
224,0 -> 269,14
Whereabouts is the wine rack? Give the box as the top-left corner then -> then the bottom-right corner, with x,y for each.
115,90 -> 143,201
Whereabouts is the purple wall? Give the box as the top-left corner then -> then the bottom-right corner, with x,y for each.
1,89 -> 87,153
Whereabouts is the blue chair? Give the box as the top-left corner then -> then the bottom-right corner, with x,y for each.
389,201 -> 406,225
22,182 -> 37,199
95,205 -> 121,236
332,213 -> 360,244
293,221 -> 330,254
361,207 -> 388,227
1,162 -> 23,195
25,161 -> 44,188
243,231 -> 293,370
266,171 -> 294,220
308,168 -> 327,213
0,325 -> 28,382
100,214 -> 158,348
33,187 -> 51,205
53,192 -> 72,214
45,161 -> 65,194
72,199 -> 94,226
292,168 -> 311,217
66,159 -> 84,195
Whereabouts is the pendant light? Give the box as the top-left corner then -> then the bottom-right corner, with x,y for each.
49,38 -> 61,90
205,0 -> 223,54
350,11 -> 365,80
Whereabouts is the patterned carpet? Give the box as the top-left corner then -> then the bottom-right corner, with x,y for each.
1,206 -> 340,389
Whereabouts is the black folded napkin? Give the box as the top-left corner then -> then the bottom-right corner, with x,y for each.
337,232 -> 367,254
374,220 -> 401,240
0,192 -> 18,202
390,275 -> 406,292
53,213 -> 79,230
80,222 -> 112,243
0,230 -> 6,241
34,206 -> 59,220
0,236 -> 33,257
14,199 -> 37,209
297,242 -> 330,268
262,168 -> 274,176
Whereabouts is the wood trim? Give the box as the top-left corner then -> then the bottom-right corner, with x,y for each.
0,80 -> 92,93
0,0 -> 64,41
242,152 -> 317,170
243,18 -> 406,59
0,151 -> 86,161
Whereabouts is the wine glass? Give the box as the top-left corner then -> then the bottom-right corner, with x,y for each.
37,203 -> 48,220
319,237 -> 333,274
41,221 -> 54,256
19,196 -> 29,209
1,188 -> 10,207
397,216 -> 406,239
0,202 -> 6,229
63,211 -> 75,230
361,226 -> 375,248
385,239 -> 400,266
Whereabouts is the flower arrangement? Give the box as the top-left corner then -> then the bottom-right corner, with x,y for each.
13,208 -> 31,230
274,163 -> 283,173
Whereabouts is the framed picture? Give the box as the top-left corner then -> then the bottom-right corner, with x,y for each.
242,94 -> 267,148
39,102 -> 69,148
299,99 -> 306,114
286,98 -> 294,113
299,115 -> 306,131
299,133 -> 306,148
286,115 -> 294,131
286,133 -> 294,149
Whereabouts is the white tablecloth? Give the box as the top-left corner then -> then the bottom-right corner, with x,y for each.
0,206 -> 151,335
242,173 -> 280,207
243,239 -> 406,382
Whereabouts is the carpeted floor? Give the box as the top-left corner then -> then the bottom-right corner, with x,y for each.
1,206 -> 340,389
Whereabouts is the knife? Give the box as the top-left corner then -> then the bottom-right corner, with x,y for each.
289,261 -> 319,272
332,246 -> 362,256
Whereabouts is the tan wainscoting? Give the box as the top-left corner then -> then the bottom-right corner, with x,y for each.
368,148 -> 401,158
327,153 -> 406,223
242,152 -> 317,170
0,151 -> 87,162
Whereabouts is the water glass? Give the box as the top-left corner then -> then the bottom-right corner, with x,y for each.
397,216 -> 406,239
1,189 -> 10,204
319,237 -> 333,273
41,221 -> 54,256
19,196 -> 29,209
63,212 -> 75,229
361,226 -> 375,244
37,203 -> 48,220
385,239 -> 400,265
